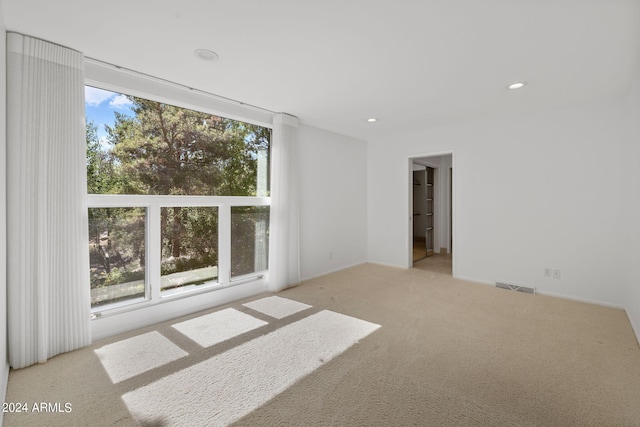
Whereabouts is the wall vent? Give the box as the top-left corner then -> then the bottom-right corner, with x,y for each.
496,282 -> 535,294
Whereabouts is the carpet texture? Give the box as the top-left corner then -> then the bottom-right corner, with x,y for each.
243,295 -> 311,319
171,307 -> 268,348
124,310 -> 379,426
4,263 -> 640,426
94,331 -> 188,384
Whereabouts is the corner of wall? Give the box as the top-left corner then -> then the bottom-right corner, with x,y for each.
627,310 -> 640,349
1,8 -> 10,425
628,77 -> 640,346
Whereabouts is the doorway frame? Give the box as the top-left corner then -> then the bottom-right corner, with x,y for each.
407,150 -> 456,277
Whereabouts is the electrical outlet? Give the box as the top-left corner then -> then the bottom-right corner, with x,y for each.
552,269 -> 561,280
544,268 -> 552,278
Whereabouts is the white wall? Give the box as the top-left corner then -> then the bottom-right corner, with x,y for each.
298,124 -> 367,280
1,8 -> 10,424
368,97 -> 631,308
627,77 -> 640,343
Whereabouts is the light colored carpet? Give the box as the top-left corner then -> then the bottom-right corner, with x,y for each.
4,263 -> 640,426
243,295 -> 311,319
123,310 -> 379,426
171,307 -> 267,348
94,331 -> 188,384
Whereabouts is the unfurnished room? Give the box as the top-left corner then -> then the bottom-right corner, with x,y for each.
1,1 -> 640,426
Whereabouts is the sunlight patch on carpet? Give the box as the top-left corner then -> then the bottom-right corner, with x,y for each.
123,310 -> 380,426
243,295 -> 312,319
95,331 -> 188,384
172,308 -> 268,348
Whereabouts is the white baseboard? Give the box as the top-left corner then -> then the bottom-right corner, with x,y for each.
535,289 -> 624,310
451,274 -> 496,287
300,261 -> 368,282
365,260 -> 407,270
453,274 -> 626,310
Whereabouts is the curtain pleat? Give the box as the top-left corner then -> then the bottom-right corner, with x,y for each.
7,33 -> 91,369
268,113 -> 300,292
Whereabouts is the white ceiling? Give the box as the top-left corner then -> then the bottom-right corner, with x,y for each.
3,0 -> 640,140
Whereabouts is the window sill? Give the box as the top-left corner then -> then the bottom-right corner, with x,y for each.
91,275 -> 267,320
91,277 -> 269,341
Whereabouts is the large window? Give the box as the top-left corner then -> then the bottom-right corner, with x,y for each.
86,86 -> 270,310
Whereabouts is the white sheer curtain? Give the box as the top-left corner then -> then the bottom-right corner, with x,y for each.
268,113 -> 300,292
6,33 -> 91,369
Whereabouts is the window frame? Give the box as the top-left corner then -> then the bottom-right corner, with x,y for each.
85,61 -> 273,319
88,195 -> 271,315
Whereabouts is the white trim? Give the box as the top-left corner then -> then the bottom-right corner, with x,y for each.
535,290 -> 625,310
218,203 -> 232,285
455,274 -> 629,311
366,261 -> 407,270
453,275 -> 496,286
444,276 -> 640,314
147,204 -> 161,302
86,194 -> 271,207
299,261 -> 368,282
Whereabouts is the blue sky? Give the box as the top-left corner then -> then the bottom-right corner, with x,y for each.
85,86 -> 135,144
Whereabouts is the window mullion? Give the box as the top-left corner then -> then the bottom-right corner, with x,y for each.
147,203 -> 162,301
218,203 -> 231,285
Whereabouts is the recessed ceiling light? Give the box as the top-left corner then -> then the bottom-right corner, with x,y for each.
194,49 -> 219,61
508,82 -> 527,90
367,118 -> 377,123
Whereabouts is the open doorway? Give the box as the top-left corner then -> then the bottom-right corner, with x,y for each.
411,165 -> 433,262
409,153 -> 454,275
